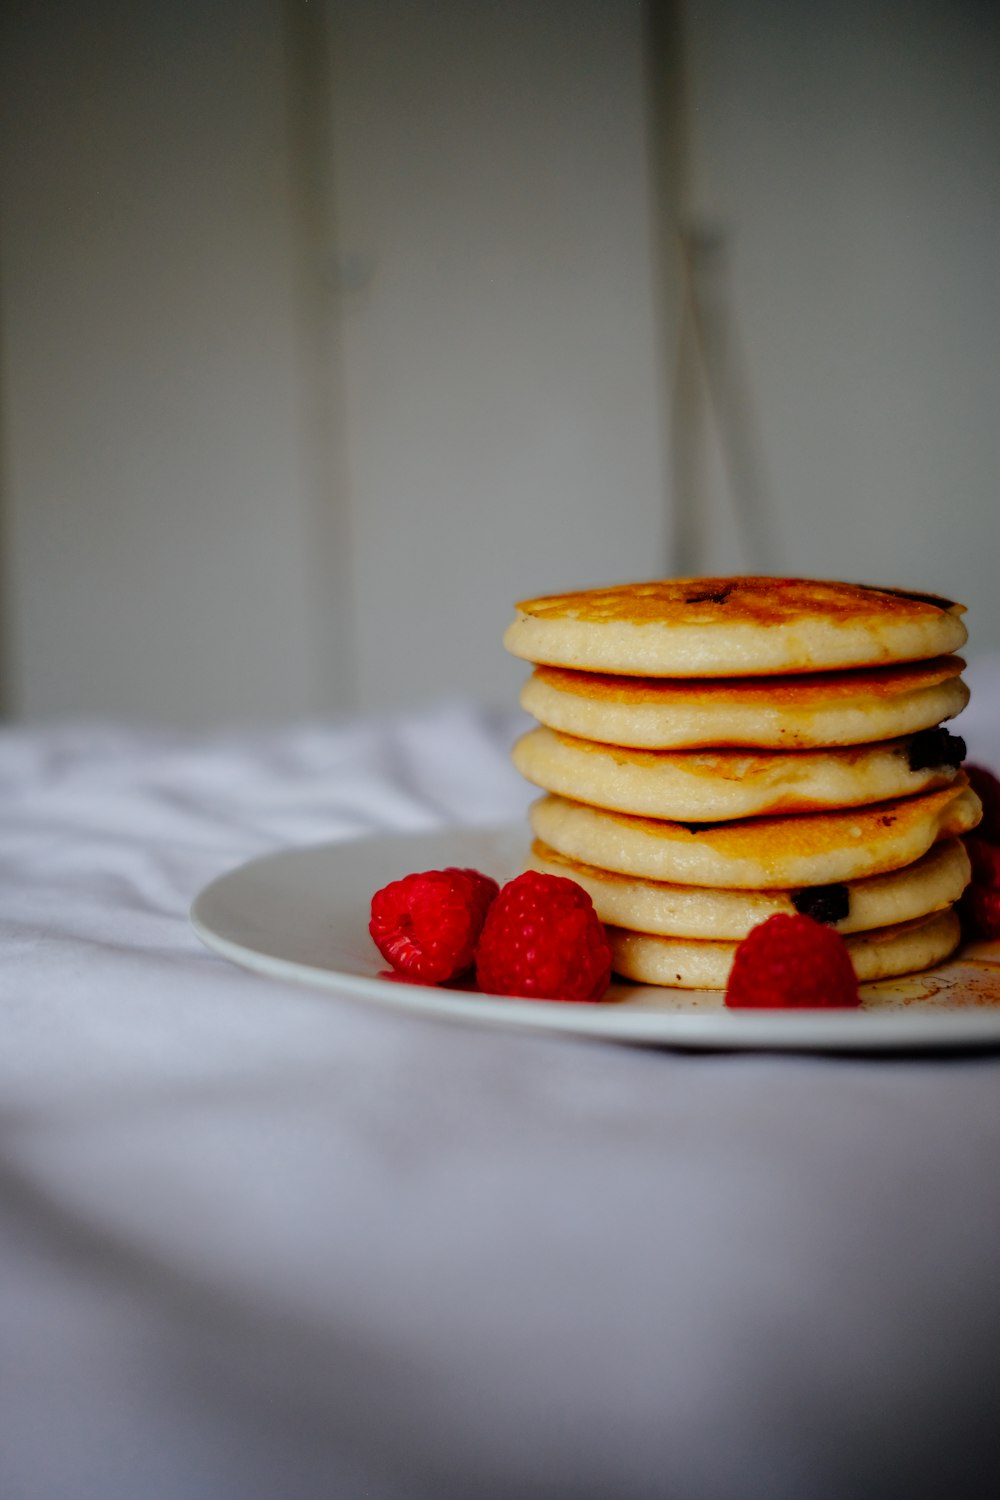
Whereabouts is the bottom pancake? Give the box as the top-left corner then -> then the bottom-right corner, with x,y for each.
609,908 -> 961,990
528,837 -> 970,940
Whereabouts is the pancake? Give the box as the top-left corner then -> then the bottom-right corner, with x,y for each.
513,725 -> 965,822
530,779 -> 981,889
529,836 -> 970,940
505,578 -> 968,677
608,908 -> 961,990
520,656 -> 968,750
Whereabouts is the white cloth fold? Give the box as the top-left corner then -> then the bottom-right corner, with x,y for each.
2,675 -> 1000,1500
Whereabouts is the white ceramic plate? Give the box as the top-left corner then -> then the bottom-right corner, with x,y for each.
191,824 -> 1000,1052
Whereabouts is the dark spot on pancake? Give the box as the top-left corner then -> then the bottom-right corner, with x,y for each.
791,884 -> 850,925
879,814 -> 896,827
905,728 -> 966,772
685,585 -> 734,606
861,584 -> 956,610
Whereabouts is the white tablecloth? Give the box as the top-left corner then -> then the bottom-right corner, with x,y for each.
3,666 -> 1000,1500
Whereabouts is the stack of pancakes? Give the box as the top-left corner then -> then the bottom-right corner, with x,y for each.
504,578 -> 982,989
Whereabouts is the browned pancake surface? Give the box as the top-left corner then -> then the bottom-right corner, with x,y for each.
516,577 -> 959,631
531,655 -> 965,707
577,783 -> 971,863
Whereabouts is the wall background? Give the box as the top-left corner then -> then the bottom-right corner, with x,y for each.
683,0 -> 1000,606
1,0 -> 997,725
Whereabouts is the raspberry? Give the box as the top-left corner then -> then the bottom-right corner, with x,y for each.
474,870 -> 612,1002
965,835 -> 1000,888
966,764 -> 1000,844
725,913 -> 860,1009
370,867 -> 499,983
960,883 -> 1000,942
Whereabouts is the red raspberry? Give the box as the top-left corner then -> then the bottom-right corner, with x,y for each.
370,867 -> 499,983
966,764 -> 1000,844
474,870 -> 612,1002
725,913 -> 860,1009
960,883 -> 1000,942
965,835 -> 1000,888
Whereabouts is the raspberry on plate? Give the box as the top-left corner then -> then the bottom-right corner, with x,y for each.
475,870 -> 612,1002
966,764 -> 1000,845
965,834 -> 1000,889
725,912 -> 860,1009
370,867 -> 499,984
960,882 -> 1000,943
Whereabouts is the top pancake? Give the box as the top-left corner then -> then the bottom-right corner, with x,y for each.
504,578 -> 968,677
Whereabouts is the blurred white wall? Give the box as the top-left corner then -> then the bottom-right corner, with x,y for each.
327,0 -> 669,714
681,0 -> 1000,637
0,0 -> 351,724
1,0 -> 997,726
0,0 -> 667,723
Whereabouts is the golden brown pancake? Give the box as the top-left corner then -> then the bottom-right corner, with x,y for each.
520,656 -> 968,749
528,836 -> 971,940
608,909 -> 961,990
513,725 -> 964,822
505,578 -> 968,677
530,778 -> 981,889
